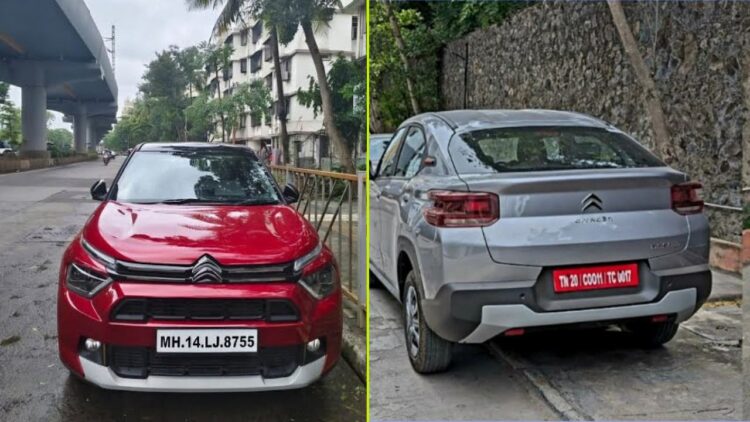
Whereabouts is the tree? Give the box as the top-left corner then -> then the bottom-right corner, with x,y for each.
0,101 -> 21,146
140,47 -> 190,142
298,56 -> 365,164
48,128 -> 73,155
607,0 -> 671,161
202,42 -> 234,142
384,0 -> 420,115
185,0 -> 356,172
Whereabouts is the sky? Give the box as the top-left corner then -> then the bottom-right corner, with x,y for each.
9,0 -> 220,130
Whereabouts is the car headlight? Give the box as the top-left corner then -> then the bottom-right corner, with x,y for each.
293,242 -> 322,272
299,264 -> 337,299
67,263 -> 112,297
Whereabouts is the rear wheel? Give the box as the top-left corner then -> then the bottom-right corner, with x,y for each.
403,270 -> 452,373
625,319 -> 679,348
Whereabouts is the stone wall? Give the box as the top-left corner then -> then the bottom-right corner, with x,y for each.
441,1 -> 749,243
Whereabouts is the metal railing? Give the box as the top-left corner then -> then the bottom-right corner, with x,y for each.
269,165 -> 366,327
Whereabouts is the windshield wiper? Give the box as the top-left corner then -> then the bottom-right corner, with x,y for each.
231,199 -> 280,206
155,198 -> 220,204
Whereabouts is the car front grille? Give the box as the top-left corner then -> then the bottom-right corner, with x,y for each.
111,298 -> 299,322
108,345 -> 302,379
109,259 -> 299,283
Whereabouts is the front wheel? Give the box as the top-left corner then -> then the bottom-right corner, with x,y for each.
403,270 -> 452,373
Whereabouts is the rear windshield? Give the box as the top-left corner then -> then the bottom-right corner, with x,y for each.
450,126 -> 664,174
112,149 -> 281,205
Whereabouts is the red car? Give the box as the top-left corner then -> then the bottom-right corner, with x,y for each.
57,143 -> 342,392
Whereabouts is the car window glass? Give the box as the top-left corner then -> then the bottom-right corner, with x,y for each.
379,127 -> 407,177
394,127 -> 426,178
451,126 -> 663,174
113,150 -> 281,204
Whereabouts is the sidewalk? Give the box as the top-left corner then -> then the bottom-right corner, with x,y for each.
341,302 -> 366,381
710,269 -> 742,302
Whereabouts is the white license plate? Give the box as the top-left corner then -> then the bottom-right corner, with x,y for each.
156,329 -> 258,353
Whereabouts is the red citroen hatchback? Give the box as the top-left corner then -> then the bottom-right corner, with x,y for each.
57,143 -> 342,392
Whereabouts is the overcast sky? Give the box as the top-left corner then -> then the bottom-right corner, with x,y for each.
10,0 -> 219,130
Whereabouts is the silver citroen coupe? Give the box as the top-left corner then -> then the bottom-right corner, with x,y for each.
369,110 -> 710,373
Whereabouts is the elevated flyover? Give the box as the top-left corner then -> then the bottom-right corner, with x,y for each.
0,0 -> 117,156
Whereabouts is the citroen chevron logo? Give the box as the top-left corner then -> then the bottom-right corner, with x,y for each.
191,255 -> 223,283
581,193 -> 603,213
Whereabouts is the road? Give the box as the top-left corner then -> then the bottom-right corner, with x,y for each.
370,275 -> 742,421
0,159 -> 365,422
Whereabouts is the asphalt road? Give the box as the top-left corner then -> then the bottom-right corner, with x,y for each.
0,159 -> 365,422
370,274 -> 742,421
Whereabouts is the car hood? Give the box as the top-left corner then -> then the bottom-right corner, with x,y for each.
82,201 -> 319,266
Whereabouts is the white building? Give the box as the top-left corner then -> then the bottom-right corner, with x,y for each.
208,4 -> 364,169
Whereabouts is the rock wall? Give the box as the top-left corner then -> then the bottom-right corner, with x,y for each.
441,1 -> 749,242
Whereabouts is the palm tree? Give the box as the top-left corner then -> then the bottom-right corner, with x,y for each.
186,0 -> 355,172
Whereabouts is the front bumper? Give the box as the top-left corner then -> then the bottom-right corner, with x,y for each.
58,280 -> 342,392
79,355 -> 326,393
421,266 -> 711,343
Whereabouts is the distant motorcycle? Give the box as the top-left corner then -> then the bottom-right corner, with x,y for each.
102,152 -> 113,166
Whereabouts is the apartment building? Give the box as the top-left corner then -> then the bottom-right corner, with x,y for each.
208,4 -> 363,169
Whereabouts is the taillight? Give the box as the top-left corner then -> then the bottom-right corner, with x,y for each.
671,182 -> 703,215
423,191 -> 499,227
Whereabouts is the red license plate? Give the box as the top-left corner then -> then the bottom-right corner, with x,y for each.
553,263 -> 639,293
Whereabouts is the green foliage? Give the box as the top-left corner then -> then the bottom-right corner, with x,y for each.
47,128 -> 74,157
0,101 -> 21,146
370,1 -> 528,131
297,56 -> 365,150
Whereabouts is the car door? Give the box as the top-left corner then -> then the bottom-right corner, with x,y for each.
371,128 -> 407,281
380,125 -> 427,292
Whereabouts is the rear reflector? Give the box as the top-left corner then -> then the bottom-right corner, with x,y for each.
671,182 -> 703,215
651,315 -> 668,323
503,328 -> 525,337
423,191 -> 499,227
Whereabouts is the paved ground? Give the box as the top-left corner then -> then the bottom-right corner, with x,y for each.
743,266 -> 749,420
370,271 -> 742,421
0,160 -> 365,422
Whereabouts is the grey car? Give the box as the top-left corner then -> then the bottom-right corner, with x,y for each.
369,110 -> 710,373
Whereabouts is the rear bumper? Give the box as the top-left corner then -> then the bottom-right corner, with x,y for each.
78,355 -> 326,393
461,288 -> 696,343
421,267 -> 710,343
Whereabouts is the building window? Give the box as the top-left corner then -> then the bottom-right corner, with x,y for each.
351,16 -> 358,41
224,34 -> 233,46
263,40 -> 272,63
281,59 -> 290,81
239,114 -> 247,129
265,73 -> 273,90
252,21 -> 263,44
240,59 -> 247,73
240,30 -> 248,46
251,112 -> 261,128
250,51 -> 262,73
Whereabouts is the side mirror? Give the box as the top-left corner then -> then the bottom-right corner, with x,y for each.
90,180 -> 107,201
422,156 -> 436,167
369,161 -> 377,180
282,183 -> 300,204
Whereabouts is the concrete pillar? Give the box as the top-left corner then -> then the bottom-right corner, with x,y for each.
87,120 -> 97,151
19,66 -> 49,158
74,107 -> 88,154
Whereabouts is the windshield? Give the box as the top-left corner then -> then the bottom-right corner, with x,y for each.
112,149 -> 281,205
450,126 -> 664,174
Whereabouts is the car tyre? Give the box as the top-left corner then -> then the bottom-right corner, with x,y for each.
625,319 -> 679,348
403,269 -> 452,373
